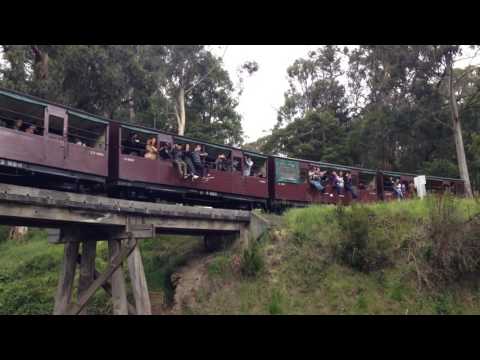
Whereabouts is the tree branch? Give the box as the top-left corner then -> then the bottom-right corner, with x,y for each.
184,46 -> 229,95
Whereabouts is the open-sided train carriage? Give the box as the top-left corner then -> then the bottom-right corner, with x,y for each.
267,156 -> 377,210
0,88 -> 109,192
107,121 -> 269,209
0,87 -> 466,212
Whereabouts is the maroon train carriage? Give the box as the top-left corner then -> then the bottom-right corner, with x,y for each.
107,122 -> 269,209
267,156 -> 382,211
0,89 -> 109,192
378,170 -> 464,201
267,156 -> 465,211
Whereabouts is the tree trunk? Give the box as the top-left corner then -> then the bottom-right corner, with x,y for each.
9,226 -> 28,241
449,63 -> 473,198
31,46 -> 49,81
128,87 -> 135,121
175,87 -> 186,136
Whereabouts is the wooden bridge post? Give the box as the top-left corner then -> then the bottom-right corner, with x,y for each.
108,238 -> 129,315
78,240 -> 97,315
127,237 -> 152,315
54,240 -> 79,315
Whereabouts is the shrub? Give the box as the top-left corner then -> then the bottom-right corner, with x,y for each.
424,194 -> 480,286
207,255 -> 231,278
406,194 -> 480,290
0,226 -> 9,243
241,243 -> 264,278
268,289 -> 284,315
334,205 -> 391,273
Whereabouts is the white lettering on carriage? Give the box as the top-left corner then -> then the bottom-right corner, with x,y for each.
123,157 -> 135,162
0,159 -> 23,168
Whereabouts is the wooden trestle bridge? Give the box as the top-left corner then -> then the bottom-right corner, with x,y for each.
0,183 -> 268,315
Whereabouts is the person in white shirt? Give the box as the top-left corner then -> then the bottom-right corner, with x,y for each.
243,156 -> 254,176
336,171 -> 345,193
394,180 -> 403,199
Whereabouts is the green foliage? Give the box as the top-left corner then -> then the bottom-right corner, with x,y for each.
267,289 -> 284,315
0,226 -> 9,242
410,194 -> 480,288
189,199 -> 480,314
140,235 -> 201,305
241,242 -> 264,278
0,45 -> 245,145
257,45 -> 480,190
207,255 -> 232,278
334,205 -> 392,273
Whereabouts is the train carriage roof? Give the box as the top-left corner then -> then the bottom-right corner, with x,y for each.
0,87 -> 464,183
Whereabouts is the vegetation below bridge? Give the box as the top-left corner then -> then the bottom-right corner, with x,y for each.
2,196 -> 480,315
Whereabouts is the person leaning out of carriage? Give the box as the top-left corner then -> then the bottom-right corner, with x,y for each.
309,166 -> 325,193
243,156 -> 254,176
192,144 -> 208,178
172,143 -> 189,179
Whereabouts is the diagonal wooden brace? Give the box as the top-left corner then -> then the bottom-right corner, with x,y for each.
76,254 -> 137,315
66,237 -> 138,315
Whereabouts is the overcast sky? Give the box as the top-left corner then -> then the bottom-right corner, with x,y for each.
212,45 -> 480,143
212,45 -> 320,143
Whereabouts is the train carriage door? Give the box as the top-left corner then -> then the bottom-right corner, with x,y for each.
45,105 -> 67,168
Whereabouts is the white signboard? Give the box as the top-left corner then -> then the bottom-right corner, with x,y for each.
414,175 -> 427,198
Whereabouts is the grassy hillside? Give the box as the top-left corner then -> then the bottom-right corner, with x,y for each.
1,195 -> 480,315
182,196 -> 480,315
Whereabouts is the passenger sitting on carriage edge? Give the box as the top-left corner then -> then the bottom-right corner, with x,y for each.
309,166 -> 325,192
331,171 -> 342,194
192,144 -> 208,178
337,171 -> 345,194
183,144 -> 198,179
394,179 -> 403,199
344,172 -> 357,199
172,143 -> 189,179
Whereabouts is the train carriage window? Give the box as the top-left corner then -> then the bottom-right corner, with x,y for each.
48,115 -> 64,136
191,142 -> 232,171
121,127 -> 156,158
233,157 -> 242,172
67,113 -> 107,149
0,92 -> 45,135
358,172 -> 376,191
245,153 -> 267,177
300,167 -> 309,183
